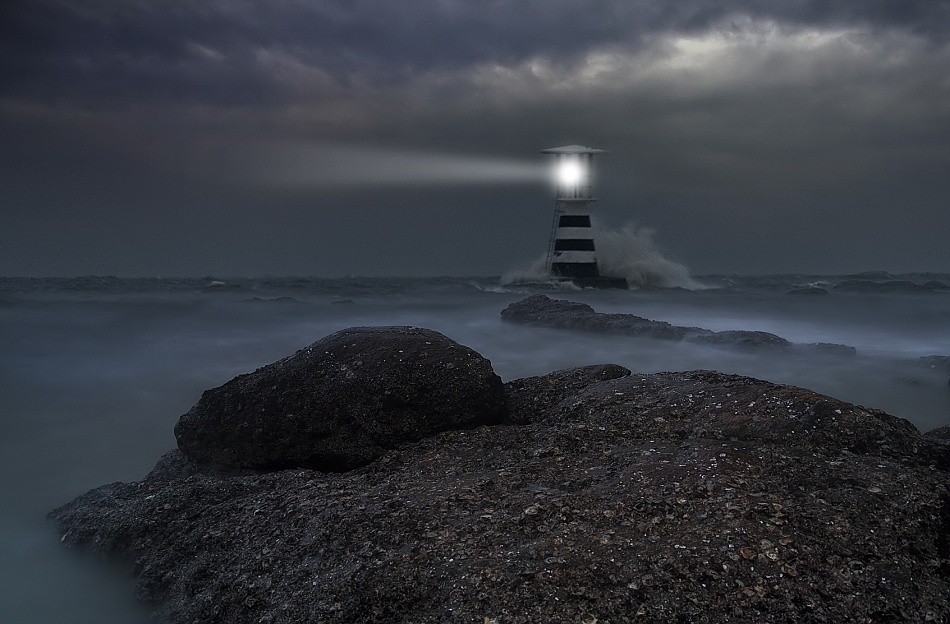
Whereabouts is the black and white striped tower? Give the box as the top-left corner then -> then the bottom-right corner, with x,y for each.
542,145 -> 619,285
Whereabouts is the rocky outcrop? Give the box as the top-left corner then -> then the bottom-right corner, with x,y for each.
503,363 -> 632,424
500,295 -> 702,341
51,330 -> 950,623
501,295 -> 856,355
174,326 -> 505,471
833,279 -> 949,293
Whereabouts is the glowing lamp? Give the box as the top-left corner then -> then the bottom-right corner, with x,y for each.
557,159 -> 584,187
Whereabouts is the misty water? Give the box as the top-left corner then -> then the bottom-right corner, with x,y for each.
1,275 -> 948,623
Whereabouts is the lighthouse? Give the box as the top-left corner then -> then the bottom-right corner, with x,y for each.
541,145 -> 626,288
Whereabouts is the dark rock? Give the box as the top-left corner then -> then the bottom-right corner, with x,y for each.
52,366 -> 950,624
501,295 -> 840,352
690,329 -> 791,349
145,449 -> 263,482
833,279 -> 946,293
500,294 -> 698,340
503,364 -> 631,424
795,342 -> 858,357
540,370 -> 946,465
926,425 -> 950,442
787,286 -> 830,296
174,326 -> 505,471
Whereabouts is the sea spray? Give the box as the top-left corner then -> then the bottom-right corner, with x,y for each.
501,222 -> 701,289
499,256 -> 583,289
595,222 -> 702,289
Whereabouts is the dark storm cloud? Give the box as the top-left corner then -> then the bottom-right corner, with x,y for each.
5,0 -> 949,108
2,0 -> 950,276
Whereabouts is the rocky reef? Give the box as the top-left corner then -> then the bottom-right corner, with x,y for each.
501,295 -> 856,355
833,279 -> 949,293
51,325 -> 950,623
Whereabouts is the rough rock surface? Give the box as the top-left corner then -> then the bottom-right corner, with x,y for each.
52,351 -> 950,623
927,425 -> 950,442
502,363 -> 632,424
174,326 -> 505,471
501,295 -> 856,355
833,279 -> 950,292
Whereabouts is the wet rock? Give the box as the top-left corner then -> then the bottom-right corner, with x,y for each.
174,326 -> 505,471
690,329 -> 791,349
501,295 -> 855,354
51,323 -> 950,623
794,342 -> 857,357
926,425 -> 950,442
833,279 -> 948,293
539,370 -> 947,467
500,294 -> 699,340
503,363 -> 631,424
52,362 -> 950,624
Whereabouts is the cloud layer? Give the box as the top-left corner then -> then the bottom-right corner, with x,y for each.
2,1 -> 949,276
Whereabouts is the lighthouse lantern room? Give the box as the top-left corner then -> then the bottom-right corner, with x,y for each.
541,145 -> 626,288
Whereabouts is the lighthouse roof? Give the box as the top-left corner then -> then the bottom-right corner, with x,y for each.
540,144 -> 608,154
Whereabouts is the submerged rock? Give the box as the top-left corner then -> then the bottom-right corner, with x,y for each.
833,279 -> 949,293
500,294 -> 699,340
51,331 -> 950,623
501,295 -> 854,355
174,326 -> 505,471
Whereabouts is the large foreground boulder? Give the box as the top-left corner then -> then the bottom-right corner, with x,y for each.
53,355 -> 950,623
174,326 -> 505,471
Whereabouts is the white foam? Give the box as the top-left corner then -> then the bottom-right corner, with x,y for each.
501,222 -> 702,290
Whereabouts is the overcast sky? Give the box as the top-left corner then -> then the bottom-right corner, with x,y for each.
2,0 -> 949,277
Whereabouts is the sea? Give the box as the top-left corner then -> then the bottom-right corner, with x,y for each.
1,274 -> 948,623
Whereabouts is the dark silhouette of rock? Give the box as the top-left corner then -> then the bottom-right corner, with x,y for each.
833,279 -> 948,293
796,342 -> 857,357
501,295 -> 857,355
174,326 -> 505,471
690,329 -> 791,349
500,294 -> 698,340
52,360 -> 950,624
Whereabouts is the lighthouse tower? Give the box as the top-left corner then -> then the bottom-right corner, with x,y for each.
541,145 -> 626,288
